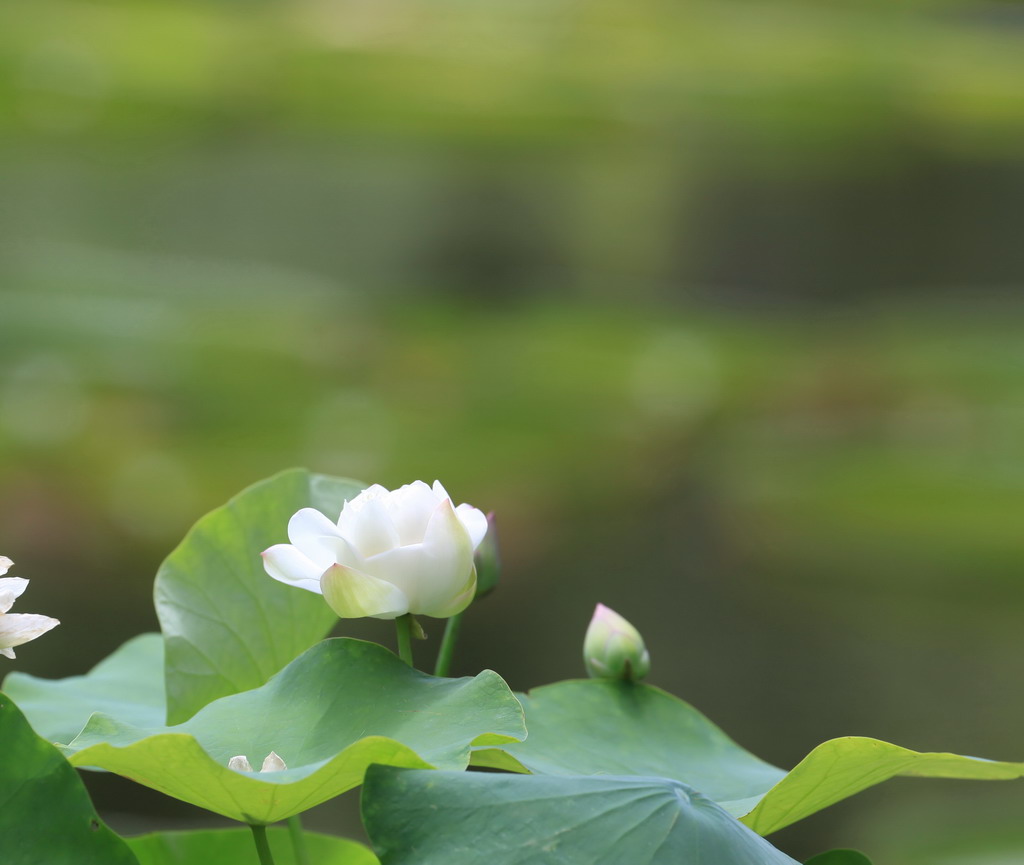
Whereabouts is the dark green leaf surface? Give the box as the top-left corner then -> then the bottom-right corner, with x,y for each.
3,633 -> 165,744
155,468 -> 365,723
472,679 -> 786,815
128,827 -> 377,865
363,767 -> 800,865
65,638 -> 525,823
805,851 -> 873,865
0,693 -> 139,865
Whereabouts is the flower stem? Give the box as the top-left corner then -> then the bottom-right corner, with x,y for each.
286,815 -> 310,865
249,824 -> 276,865
433,611 -> 463,677
395,614 -> 414,667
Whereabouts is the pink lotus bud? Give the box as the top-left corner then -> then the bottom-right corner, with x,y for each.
583,603 -> 650,682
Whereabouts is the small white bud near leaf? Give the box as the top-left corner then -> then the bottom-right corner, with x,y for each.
0,557 -> 59,660
228,755 -> 254,772
261,751 -> 287,772
228,752 -> 287,773
583,603 -> 650,682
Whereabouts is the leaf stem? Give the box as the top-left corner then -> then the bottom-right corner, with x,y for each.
286,814 -> 310,865
249,824 -> 276,865
433,611 -> 463,677
395,614 -> 414,667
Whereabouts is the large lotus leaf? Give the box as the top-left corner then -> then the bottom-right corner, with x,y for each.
471,679 -> 787,814
156,468 -> 365,723
805,852 -> 873,865
0,694 -> 139,865
64,638 -> 525,824
742,736 -> 1024,835
3,633 -> 165,744
475,680 -> 1024,836
362,766 -> 800,865
128,827 -> 377,865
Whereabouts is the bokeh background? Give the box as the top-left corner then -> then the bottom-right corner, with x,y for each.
3,1 -> 1024,860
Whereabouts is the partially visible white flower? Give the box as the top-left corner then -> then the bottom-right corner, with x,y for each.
583,603 -> 650,682
0,557 -> 59,659
228,751 -> 287,773
262,480 -> 488,620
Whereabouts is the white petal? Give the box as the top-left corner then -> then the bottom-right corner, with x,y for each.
455,504 -> 489,550
425,563 -> 477,619
337,484 -> 390,530
228,755 -> 254,772
423,498 -> 474,560
284,505 -> 356,565
0,647 -> 14,659
320,563 -> 409,620
0,577 -> 28,614
0,556 -> 12,576
338,495 -> 399,558
261,545 -> 326,594
261,751 -> 287,772
386,481 -> 442,544
0,613 -> 60,650
289,507 -> 340,543
431,480 -> 450,499
365,499 -> 475,616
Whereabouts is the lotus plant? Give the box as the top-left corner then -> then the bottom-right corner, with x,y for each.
4,468 -> 1024,865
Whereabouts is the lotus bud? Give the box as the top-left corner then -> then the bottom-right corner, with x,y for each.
583,603 -> 650,682
473,511 -> 501,599
261,751 -> 287,772
228,755 -> 254,772
228,752 -> 287,773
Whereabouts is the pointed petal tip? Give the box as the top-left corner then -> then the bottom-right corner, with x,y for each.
261,544 -> 326,594
261,751 -> 287,772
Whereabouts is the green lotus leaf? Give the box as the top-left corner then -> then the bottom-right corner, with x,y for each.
473,679 -> 1024,836
65,638 -> 525,824
0,693 -> 139,865
362,766 -> 800,865
156,468 -> 366,723
743,737 -> 1024,835
128,827 -> 377,865
3,633 -> 165,744
470,679 -> 787,814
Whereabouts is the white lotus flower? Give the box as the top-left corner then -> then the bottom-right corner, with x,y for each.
262,480 -> 487,620
0,557 -> 60,659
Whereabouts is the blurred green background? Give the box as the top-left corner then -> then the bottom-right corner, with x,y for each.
3,0 -> 1024,860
